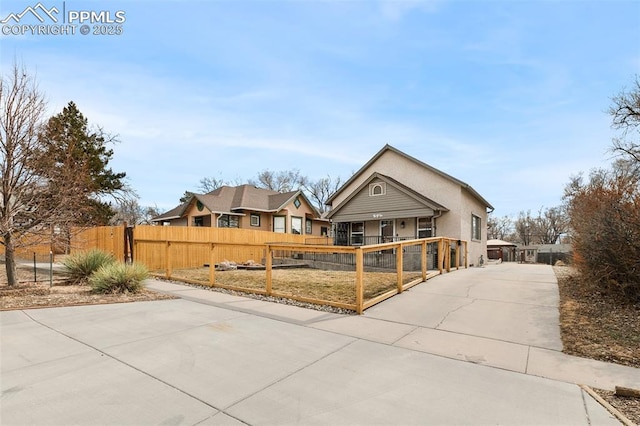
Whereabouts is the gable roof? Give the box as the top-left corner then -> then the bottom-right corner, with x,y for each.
151,202 -> 189,221
326,144 -> 493,210
326,172 -> 448,219
152,185 -> 322,221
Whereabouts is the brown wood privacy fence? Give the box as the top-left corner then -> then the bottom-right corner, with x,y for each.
0,226 -> 127,262
1,225 -> 316,264
133,226 -> 314,270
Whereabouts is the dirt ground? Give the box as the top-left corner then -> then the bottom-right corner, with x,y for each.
1,262 -> 638,423
0,264 -> 174,310
554,265 -> 640,424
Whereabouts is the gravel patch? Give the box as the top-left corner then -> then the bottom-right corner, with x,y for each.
159,278 -> 357,315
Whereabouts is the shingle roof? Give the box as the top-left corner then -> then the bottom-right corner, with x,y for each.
152,185 -> 321,221
151,202 -> 188,221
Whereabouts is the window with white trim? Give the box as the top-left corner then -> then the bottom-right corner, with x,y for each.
291,216 -> 303,234
351,222 -> 364,245
471,214 -> 481,240
274,216 -> 286,233
250,214 -> 260,227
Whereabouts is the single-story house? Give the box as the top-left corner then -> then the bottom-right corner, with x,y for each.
487,239 -> 517,262
152,185 -> 330,237
325,144 -> 493,266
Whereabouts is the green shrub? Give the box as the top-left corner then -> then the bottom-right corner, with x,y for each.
63,249 -> 117,284
89,262 -> 149,294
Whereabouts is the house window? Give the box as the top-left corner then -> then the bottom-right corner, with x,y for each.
321,226 -> 328,236
417,217 -> 432,238
471,214 -> 481,241
294,197 -> 301,209
218,214 -> 239,228
193,216 -> 204,227
250,214 -> 260,227
292,216 -> 303,234
351,222 -> 364,245
274,216 -> 286,233
369,182 -> 386,196
305,218 -> 312,234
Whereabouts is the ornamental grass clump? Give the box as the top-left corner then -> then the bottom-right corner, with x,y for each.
89,262 -> 149,294
63,249 -> 116,284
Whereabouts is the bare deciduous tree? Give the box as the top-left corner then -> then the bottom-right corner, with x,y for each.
536,206 -> 568,244
248,169 -> 303,193
1,63 -> 127,286
487,214 -> 513,240
1,63 -> 48,285
110,196 -> 160,225
300,175 -> 342,215
512,207 -> 568,245
609,75 -> 640,163
198,176 -> 227,193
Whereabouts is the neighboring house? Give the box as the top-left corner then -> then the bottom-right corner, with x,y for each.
325,145 -> 493,266
152,185 -> 330,237
487,239 -> 518,262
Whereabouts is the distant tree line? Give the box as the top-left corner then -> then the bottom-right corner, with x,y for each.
487,207 -> 569,246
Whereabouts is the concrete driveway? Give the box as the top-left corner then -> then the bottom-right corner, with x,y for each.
2,263 -> 638,425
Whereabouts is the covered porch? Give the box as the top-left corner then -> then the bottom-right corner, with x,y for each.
332,216 -> 438,246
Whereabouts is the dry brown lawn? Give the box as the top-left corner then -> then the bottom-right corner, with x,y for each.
167,267 -> 424,305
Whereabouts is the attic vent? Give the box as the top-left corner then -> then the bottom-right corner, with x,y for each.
369,182 -> 386,196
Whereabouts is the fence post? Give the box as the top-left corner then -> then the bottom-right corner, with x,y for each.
209,243 -> 216,287
165,241 -> 172,279
421,241 -> 427,281
445,240 -> 451,273
355,247 -> 364,314
265,245 -> 272,296
438,238 -> 444,274
49,251 -> 53,287
396,243 -> 403,293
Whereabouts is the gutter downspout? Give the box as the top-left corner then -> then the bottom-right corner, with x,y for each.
432,209 -> 443,236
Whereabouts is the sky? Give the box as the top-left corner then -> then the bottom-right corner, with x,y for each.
1,0 -> 639,217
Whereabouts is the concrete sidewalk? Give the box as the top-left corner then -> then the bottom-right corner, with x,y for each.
1,263 -> 637,425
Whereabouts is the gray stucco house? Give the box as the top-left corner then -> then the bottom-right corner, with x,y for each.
325,145 -> 493,266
